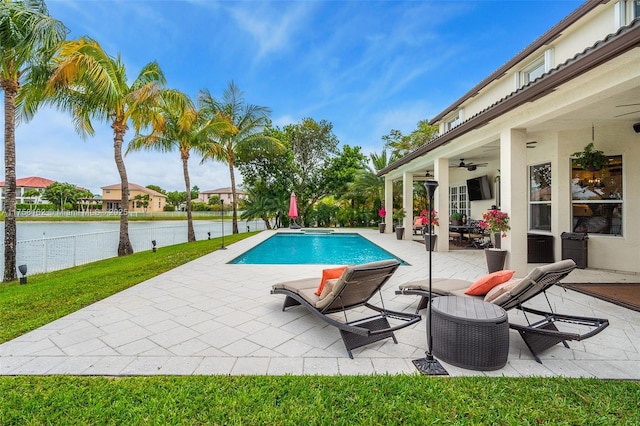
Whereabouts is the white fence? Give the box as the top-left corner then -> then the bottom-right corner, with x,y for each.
3,223 -> 252,276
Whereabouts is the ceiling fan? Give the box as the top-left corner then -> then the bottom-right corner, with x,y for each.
450,159 -> 488,171
615,102 -> 640,118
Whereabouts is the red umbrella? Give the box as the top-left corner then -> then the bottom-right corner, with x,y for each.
289,192 -> 301,229
288,192 -> 298,218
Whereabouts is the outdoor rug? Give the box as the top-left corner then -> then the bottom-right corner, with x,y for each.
560,283 -> 640,312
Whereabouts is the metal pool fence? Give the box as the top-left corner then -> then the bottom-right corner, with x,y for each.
1,223 -> 245,275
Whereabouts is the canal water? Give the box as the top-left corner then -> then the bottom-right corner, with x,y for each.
1,219 -> 267,275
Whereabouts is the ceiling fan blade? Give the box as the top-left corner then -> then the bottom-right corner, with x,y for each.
614,110 -> 640,118
616,103 -> 640,107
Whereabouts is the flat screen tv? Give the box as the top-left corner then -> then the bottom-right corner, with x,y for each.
467,175 -> 492,201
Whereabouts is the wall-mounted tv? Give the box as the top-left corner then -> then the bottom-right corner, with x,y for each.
467,175 -> 492,201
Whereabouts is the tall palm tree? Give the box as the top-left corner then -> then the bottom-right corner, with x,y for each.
0,0 -> 67,281
197,81 -> 282,234
34,36 -> 167,256
127,89 -> 231,242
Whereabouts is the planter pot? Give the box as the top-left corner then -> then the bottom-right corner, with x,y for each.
395,226 -> 405,240
424,233 -> 437,251
379,223 -> 386,233
485,248 -> 507,273
451,220 -> 462,226
491,232 -> 502,249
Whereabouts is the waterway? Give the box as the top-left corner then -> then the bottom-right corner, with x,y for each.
1,219 -> 267,275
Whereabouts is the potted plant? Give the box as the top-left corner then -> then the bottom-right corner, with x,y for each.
393,208 -> 406,239
479,209 -> 510,272
378,208 -> 386,233
572,142 -> 607,171
420,209 -> 438,251
450,212 -> 464,226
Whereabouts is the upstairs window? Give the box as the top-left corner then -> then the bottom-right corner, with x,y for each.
446,110 -> 463,131
521,56 -> 545,86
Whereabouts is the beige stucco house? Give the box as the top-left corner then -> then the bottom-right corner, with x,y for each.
379,0 -> 640,274
101,183 -> 166,213
196,187 -> 248,204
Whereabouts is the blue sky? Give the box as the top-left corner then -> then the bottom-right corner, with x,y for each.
5,0 -> 583,194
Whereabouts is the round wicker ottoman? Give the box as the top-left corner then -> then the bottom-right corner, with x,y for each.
431,296 -> 509,371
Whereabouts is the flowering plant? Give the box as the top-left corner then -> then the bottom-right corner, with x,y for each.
378,208 -> 386,218
479,209 -> 510,237
419,209 -> 439,227
392,208 -> 406,224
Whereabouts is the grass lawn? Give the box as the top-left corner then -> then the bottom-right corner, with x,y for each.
1,231 -> 639,424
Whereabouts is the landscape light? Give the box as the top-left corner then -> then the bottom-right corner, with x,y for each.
18,264 -> 27,285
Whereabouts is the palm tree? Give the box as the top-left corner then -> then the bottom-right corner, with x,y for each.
127,89 -> 230,242
197,81 -> 282,234
0,0 -> 67,281
35,36 -> 168,256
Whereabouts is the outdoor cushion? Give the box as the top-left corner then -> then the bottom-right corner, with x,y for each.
315,266 -> 348,295
464,269 -> 515,296
484,279 -> 522,302
319,278 -> 339,300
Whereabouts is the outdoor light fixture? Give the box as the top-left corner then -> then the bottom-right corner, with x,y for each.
220,199 -> 226,250
152,240 -> 157,253
18,264 -> 27,285
207,231 -> 211,240
413,180 -> 448,376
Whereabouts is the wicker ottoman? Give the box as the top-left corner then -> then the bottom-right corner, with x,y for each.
431,296 -> 509,371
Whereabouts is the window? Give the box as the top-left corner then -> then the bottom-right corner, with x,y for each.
449,185 -> 470,219
634,0 -> 640,19
571,155 -> 623,235
445,110 -> 463,131
529,162 -> 551,231
521,57 -> 545,86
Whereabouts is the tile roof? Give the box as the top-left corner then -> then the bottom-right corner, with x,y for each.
0,176 -> 56,188
100,183 -> 166,198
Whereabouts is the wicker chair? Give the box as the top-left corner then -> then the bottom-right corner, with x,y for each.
271,260 -> 421,358
396,259 -> 609,363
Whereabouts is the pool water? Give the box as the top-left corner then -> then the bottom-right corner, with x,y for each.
229,233 -> 406,265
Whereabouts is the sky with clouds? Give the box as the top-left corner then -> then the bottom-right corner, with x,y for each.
3,0 -> 583,195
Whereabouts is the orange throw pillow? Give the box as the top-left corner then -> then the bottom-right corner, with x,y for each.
464,270 -> 515,296
315,266 -> 348,296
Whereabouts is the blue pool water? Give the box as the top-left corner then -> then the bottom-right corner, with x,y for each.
229,233 -> 406,265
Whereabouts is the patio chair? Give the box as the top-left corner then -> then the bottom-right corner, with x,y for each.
395,259 -> 609,363
413,217 -> 425,235
271,259 -> 421,358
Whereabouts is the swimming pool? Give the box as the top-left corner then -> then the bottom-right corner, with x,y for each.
229,232 -> 406,265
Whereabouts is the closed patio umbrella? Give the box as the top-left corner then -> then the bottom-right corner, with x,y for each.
289,192 -> 301,229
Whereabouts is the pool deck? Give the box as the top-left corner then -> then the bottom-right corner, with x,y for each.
1,229 -> 639,378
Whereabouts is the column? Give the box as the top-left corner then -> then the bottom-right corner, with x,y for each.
434,157 -> 450,252
500,128 -> 528,274
384,177 -> 393,233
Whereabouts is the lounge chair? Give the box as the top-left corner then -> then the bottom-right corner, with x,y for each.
413,217 -> 425,235
395,259 -> 609,363
271,259 -> 421,358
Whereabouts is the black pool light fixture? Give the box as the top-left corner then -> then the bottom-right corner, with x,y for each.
152,240 -> 157,253
413,179 -> 448,376
19,264 -> 27,284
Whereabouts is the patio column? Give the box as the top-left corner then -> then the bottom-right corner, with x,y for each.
500,128 -> 528,274
433,157 -> 450,252
402,171 -> 414,239
384,176 -> 393,233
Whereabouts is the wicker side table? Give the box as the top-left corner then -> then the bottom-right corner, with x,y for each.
431,296 -> 509,371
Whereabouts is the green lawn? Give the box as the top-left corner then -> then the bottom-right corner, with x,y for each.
1,232 -> 639,424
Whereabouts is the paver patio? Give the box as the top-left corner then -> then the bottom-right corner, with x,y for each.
1,229 -> 639,378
